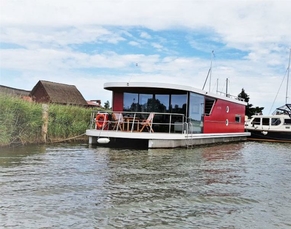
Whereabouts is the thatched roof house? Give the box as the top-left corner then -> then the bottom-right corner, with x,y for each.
0,85 -> 30,97
30,80 -> 87,106
0,85 -> 32,101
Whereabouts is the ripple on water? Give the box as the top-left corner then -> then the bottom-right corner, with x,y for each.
0,142 -> 291,228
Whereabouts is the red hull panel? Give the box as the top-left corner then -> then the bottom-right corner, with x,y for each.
203,100 -> 245,133
112,91 -> 123,111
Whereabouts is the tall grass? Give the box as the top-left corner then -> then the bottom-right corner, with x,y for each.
0,94 -> 43,146
0,94 -> 100,147
47,104 -> 92,141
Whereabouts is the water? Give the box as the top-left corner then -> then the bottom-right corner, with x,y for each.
0,142 -> 290,229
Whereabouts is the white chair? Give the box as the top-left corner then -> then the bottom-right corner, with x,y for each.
139,113 -> 155,132
112,112 -> 124,131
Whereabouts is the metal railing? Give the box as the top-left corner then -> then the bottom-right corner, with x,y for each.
89,111 -> 190,134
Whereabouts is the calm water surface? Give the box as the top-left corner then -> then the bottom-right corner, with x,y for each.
0,142 -> 290,229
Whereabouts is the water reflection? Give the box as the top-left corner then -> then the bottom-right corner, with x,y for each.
0,142 -> 290,228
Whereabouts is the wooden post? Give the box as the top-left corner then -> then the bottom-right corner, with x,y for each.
42,104 -> 49,143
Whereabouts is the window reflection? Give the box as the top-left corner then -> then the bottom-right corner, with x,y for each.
122,91 -> 204,133
139,94 -> 153,112
188,92 -> 204,133
123,92 -> 187,115
123,93 -> 138,111
155,94 -> 169,112
189,93 -> 203,121
171,94 -> 187,114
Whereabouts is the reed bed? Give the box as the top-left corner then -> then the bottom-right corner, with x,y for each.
0,94 -> 100,147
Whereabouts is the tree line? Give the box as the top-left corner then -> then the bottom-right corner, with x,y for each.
238,88 -> 264,118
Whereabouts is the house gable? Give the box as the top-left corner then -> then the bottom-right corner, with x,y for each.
30,80 -> 87,106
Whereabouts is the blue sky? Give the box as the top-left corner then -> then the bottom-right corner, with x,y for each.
0,0 -> 291,114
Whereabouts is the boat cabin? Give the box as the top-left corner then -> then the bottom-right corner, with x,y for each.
103,82 -> 246,134
247,115 -> 291,130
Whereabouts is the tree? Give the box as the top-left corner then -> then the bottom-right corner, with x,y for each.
238,88 -> 249,103
238,88 -> 264,118
104,100 -> 111,109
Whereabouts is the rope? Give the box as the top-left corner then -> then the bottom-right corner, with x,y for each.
50,133 -> 86,143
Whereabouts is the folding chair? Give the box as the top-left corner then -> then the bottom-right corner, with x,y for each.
111,112 -> 124,131
139,113 -> 155,132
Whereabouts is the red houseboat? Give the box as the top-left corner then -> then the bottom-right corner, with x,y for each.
86,82 -> 250,149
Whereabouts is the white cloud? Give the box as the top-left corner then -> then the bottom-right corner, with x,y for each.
140,32 -> 151,39
1,0 -> 291,113
128,41 -> 140,47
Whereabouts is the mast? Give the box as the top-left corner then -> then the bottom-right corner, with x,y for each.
226,78 -> 229,97
202,50 -> 215,92
286,48 -> 291,104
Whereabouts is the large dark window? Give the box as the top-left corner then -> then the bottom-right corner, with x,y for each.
262,118 -> 269,126
123,92 -> 191,133
139,94 -> 153,112
171,94 -> 187,114
251,118 -> 260,125
155,94 -> 169,113
188,92 -> 204,133
123,92 -> 187,115
123,93 -> 138,111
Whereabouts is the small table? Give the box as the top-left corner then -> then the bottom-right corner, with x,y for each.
124,116 -> 140,131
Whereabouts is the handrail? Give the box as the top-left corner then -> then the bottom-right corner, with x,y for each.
90,111 -> 188,134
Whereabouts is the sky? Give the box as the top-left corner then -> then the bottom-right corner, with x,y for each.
0,0 -> 291,114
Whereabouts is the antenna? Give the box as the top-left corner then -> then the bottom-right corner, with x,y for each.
128,63 -> 139,84
202,50 -> 215,91
226,78 -> 229,97
286,48 -> 291,104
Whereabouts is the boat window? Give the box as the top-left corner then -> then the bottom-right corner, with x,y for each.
123,93 -> 171,114
123,93 -> 139,111
235,115 -> 241,123
139,94 -> 153,112
188,92 -> 204,133
271,118 -> 281,126
204,98 -> 215,115
171,94 -> 187,114
251,118 -> 260,125
284,119 -> 291,125
262,118 -> 270,126
155,94 -> 169,113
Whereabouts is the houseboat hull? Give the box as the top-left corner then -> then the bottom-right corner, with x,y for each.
86,130 -> 249,149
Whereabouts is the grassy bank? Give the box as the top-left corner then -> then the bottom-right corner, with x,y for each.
0,94 -> 102,147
